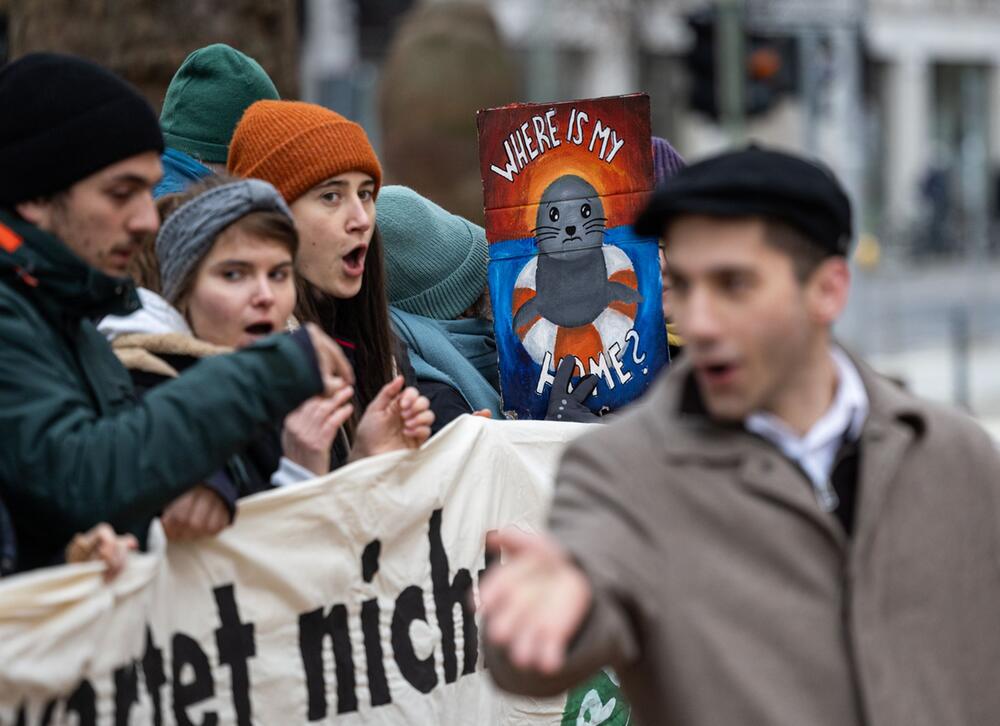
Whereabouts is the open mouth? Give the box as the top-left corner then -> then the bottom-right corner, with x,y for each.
244,322 -> 275,336
697,361 -> 740,387
343,245 -> 367,277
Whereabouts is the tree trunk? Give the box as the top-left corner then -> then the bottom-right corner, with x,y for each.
7,0 -> 299,110
378,1 -> 520,225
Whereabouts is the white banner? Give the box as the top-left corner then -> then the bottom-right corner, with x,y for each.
0,417 -> 592,725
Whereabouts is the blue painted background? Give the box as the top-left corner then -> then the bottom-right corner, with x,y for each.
488,225 -> 669,420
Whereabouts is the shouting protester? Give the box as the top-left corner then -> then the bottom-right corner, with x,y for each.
101,175 -> 433,495
229,100 -> 439,458
480,146 -> 1000,725
0,54 -> 352,572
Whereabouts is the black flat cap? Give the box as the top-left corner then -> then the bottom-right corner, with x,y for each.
635,145 -> 853,256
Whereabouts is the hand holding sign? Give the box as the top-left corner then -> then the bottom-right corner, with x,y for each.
545,357 -> 600,423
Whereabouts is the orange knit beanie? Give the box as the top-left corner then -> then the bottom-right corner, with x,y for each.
228,100 -> 382,203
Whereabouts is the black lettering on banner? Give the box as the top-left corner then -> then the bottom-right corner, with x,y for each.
114,662 -> 139,726
213,584 -> 255,726
12,700 -> 56,726
64,680 -> 96,726
14,699 -> 56,726
479,530 -> 499,670
361,599 -> 391,708
142,627 -> 166,726
391,585 -> 437,694
361,540 -> 381,583
429,509 -> 478,682
299,605 -> 357,719
361,540 -> 391,707
171,634 -> 218,726
37,701 -> 56,726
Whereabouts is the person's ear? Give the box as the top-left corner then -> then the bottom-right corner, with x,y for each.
806,256 -> 850,326
14,198 -> 51,228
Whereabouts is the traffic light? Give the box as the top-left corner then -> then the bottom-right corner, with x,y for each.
684,8 -> 797,122
745,33 -> 797,117
685,9 -> 721,119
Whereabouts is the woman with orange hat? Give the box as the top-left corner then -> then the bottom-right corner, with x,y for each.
228,101 -> 457,461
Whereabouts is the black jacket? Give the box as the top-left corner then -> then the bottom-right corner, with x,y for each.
114,335 -> 286,499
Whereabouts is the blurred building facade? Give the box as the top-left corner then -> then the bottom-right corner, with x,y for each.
300,0 -> 1000,258
868,0 -> 1000,257
296,0 -> 1000,421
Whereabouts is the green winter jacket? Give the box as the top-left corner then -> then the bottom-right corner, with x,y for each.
0,209 -> 322,572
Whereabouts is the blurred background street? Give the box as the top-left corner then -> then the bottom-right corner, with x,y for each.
4,0 -> 1000,428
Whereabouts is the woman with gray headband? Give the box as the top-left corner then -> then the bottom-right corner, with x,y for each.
99,176 -> 434,533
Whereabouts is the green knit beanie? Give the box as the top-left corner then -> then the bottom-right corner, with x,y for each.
377,185 -> 489,320
160,44 -> 279,164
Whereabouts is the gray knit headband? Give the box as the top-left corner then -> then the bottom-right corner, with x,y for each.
156,178 -> 294,303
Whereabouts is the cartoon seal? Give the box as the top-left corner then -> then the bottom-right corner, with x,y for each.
513,174 -> 643,332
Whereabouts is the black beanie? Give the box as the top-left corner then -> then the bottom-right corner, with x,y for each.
0,53 -> 164,206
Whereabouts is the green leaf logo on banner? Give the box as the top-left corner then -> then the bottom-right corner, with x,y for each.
562,670 -> 631,725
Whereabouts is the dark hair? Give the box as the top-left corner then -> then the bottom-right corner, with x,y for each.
763,219 -> 832,282
460,288 -> 493,321
295,225 -> 398,435
128,175 -> 298,307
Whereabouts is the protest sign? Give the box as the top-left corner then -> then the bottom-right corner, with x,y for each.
0,417 -> 598,725
477,94 -> 668,420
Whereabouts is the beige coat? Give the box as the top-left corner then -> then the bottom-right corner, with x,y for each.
489,352 -> 1000,725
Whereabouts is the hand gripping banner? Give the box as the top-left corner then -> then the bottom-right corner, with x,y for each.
0,417 -> 603,725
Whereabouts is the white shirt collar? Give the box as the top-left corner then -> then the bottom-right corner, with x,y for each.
745,347 -> 869,507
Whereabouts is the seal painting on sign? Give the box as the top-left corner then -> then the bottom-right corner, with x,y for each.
477,94 -> 669,420
514,175 -> 643,333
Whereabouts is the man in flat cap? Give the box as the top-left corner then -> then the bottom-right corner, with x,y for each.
479,146 -> 1000,725
0,53 -> 352,572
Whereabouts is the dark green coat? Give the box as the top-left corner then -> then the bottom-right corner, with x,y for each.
0,210 -> 322,572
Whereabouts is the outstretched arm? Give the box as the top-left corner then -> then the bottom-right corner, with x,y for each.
0,309 -> 350,563
480,527 -> 641,696
480,424 -> 649,695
